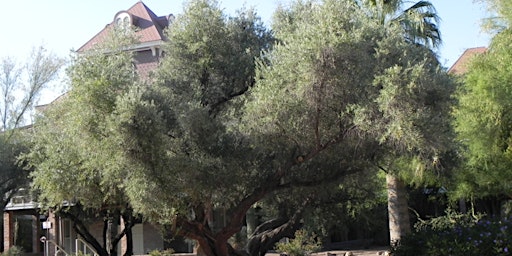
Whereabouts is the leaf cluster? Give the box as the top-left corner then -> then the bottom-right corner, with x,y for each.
25,31 -> 137,211
106,0 -> 275,222
245,0 -> 455,180
452,27 -> 512,199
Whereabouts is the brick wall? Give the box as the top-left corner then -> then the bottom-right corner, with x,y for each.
47,211 -> 58,256
134,50 -> 160,78
3,212 -> 13,252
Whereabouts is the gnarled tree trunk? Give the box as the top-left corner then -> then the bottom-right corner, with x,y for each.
246,201 -> 308,256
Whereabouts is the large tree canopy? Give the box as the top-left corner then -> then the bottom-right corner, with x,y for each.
452,19 -> 512,200
246,0 -> 453,247
247,0 -> 453,177
26,0 -> 455,255
110,1 -> 275,255
112,0 -> 454,255
25,31 -> 141,256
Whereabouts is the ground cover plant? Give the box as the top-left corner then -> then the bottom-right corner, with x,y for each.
392,210 -> 512,255
275,230 -> 321,256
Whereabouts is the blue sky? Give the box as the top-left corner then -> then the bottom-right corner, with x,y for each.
1,0 -> 491,66
430,0 -> 491,67
0,0 -> 491,81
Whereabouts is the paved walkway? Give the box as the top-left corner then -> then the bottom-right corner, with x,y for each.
265,247 -> 391,256
173,247 -> 391,256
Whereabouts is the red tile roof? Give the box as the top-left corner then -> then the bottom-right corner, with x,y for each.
77,1 -> 171,52
448,47 -> 487,75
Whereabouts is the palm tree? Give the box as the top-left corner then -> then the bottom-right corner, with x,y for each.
362,0 -> 441,48
359,0 -> 442,245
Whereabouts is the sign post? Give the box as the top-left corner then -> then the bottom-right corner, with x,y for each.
42,221 -> 52,256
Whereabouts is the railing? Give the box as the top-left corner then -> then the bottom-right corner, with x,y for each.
76,238 -> 99,256
47,240 -> 69,256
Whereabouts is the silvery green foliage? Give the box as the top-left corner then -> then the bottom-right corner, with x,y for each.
111,0 -> 274,225
24,29 -> 140,256
26,0 -> 454,254
117,0 -> 453,239
27,30 -> 137,210
246,0 -> 454,175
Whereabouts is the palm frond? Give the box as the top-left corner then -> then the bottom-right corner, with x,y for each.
394,1 -> 441,48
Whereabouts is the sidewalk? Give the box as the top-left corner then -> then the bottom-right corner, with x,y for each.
266,247 -> 391,256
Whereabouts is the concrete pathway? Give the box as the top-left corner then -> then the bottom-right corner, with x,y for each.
265,247 -> 391,256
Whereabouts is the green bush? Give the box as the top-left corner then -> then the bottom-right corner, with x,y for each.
2,246 -> 23,256
275,230 -> 322,256
148,249 -> 175,256
392,211 -> 512,255
72,251 -> 86,256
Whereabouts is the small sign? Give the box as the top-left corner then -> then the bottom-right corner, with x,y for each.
42,221 -> 52,229
40,236 -> 46,243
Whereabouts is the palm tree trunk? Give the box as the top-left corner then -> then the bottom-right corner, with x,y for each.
386,174 -> 411,245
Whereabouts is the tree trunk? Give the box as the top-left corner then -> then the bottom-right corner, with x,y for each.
121,211 -> 138,256
177,202 -> 261,256
247,203 -> 306,256
60,205 -> 136,256
105,216 -> 117,256
245,207 -> 256,239
59,208 -> 109,256
124,227 -> 133,256
247,217 -> 303,256
459,199 -> 467,214
194,235 -> 246,256
386,174 -> 411,245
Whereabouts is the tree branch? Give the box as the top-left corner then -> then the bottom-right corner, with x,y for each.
58,205 -> 108,256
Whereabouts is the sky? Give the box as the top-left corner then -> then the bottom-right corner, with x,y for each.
0,0 -> 492,102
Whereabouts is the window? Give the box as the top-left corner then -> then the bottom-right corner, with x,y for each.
114,12 -> 132,29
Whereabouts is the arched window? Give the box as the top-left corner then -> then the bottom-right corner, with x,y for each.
114,12 -> 132,30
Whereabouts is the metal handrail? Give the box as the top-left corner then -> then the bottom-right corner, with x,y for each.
76,238 -> 99,256
47,239 -> 70,256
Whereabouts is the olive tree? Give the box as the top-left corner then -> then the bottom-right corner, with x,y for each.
110,0 -> 454,255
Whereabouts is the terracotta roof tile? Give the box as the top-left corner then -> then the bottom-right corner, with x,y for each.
77,1 -> 170,52
448,47 -> 487,75
44,2 -> 169,107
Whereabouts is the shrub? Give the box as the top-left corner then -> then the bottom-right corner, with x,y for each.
275,230 -> 322,256
392,211 -> 512,256
148,249 -> 175,256
2,246 -> 23,256
72,251 -> 86,256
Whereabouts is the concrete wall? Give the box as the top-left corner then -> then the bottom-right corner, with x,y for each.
142,223 -> 164,254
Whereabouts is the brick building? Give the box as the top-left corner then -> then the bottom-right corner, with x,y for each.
448,46 -> 487,75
